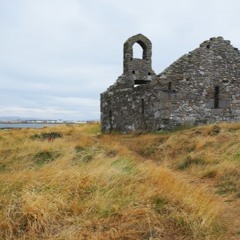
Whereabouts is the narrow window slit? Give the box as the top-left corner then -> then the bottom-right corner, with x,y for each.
141,99 -> 144,115
168,82 -> 172,91
214,86 -> 219,108
109,109 -> 113,131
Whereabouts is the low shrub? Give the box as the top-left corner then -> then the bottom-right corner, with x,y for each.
33,150 -> 60,166
30,132 -> 63,141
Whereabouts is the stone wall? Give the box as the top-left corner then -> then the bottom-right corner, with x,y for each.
101,35 -> 240,133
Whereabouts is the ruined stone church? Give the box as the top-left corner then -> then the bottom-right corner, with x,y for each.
101,34 -> 240,133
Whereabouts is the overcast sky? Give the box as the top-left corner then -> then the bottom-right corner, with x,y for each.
1,0 -> 240,120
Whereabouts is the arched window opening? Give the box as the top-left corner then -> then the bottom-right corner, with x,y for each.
133,43 -> 144,59
214,86 -> 219,108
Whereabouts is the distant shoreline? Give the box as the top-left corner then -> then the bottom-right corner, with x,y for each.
0,122 -> 99,129
0,123 -> 60,129
0,122 -> 61,124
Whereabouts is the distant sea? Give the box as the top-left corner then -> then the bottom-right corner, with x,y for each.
0,123 -> 58,129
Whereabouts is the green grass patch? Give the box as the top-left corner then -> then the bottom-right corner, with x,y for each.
111,158 -> 138,174
0,163 -> 7,172
177,157 -> 206,170
30,132 -> 63,141
73,147 -> 98,163
152,196 -> 168,213
33,150 -> 61,166
216,173 -> 240,197
74,146 -> 86,153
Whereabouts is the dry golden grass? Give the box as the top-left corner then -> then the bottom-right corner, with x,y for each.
0,122 -> 239,239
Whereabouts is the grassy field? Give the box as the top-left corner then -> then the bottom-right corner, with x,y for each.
0,122 -> 240,239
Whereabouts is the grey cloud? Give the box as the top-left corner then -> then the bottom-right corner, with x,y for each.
1,0 -> 240,120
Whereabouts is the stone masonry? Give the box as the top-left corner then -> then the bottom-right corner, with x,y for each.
101,34 -> 240,133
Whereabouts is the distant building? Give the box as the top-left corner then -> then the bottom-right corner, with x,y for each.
101,34 -> 240,132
